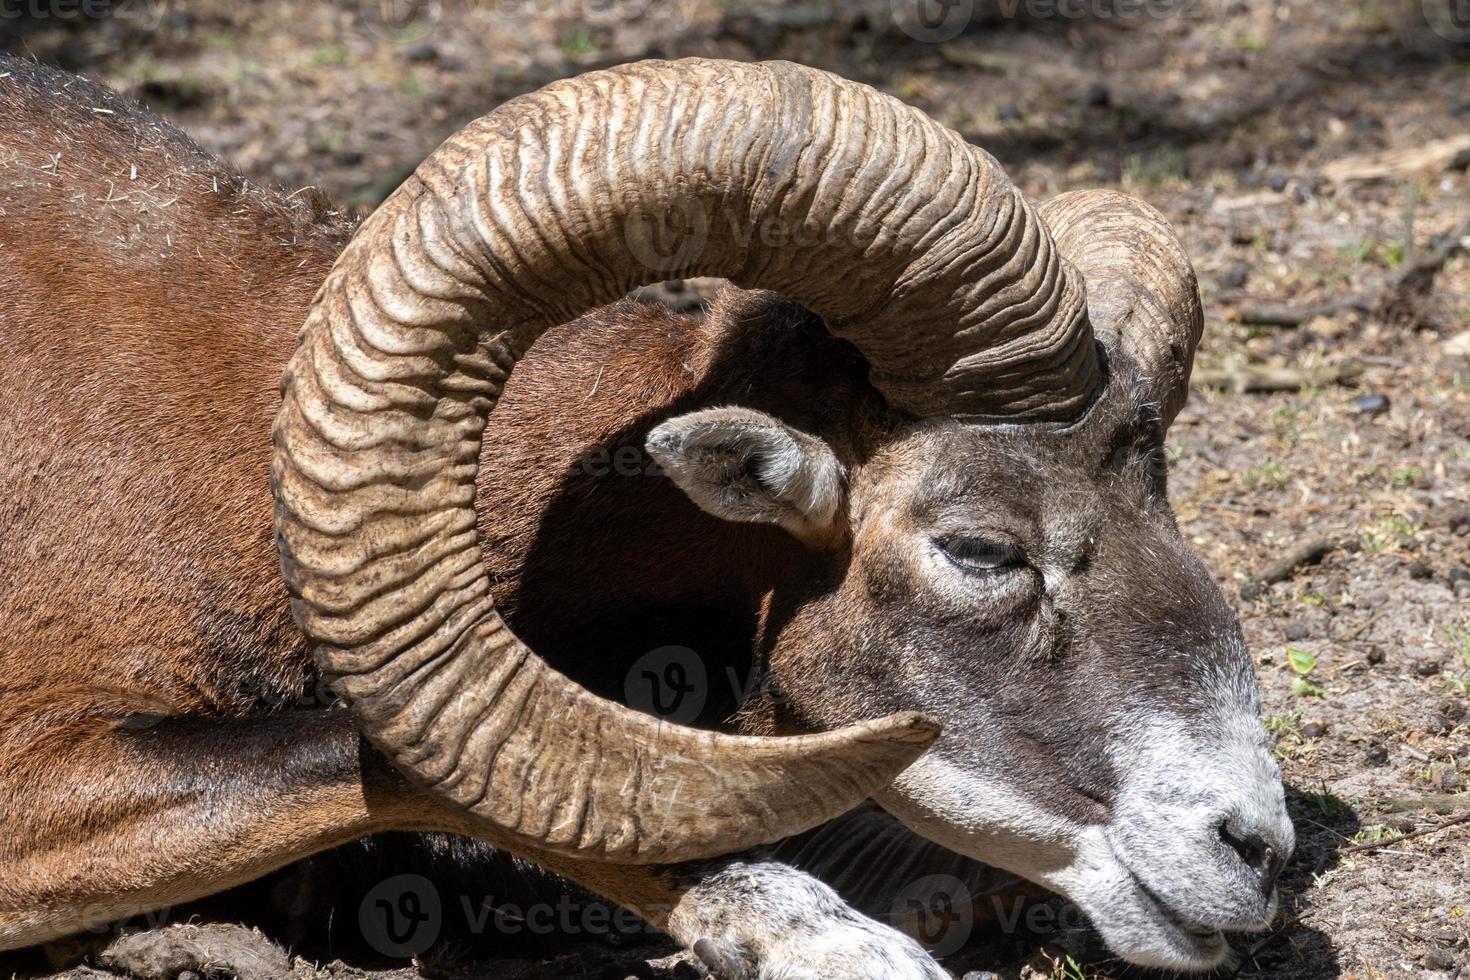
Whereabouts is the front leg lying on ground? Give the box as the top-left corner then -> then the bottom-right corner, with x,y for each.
532,807 -> 975,980
534,850 -> 950,980
671,860 -> 950,980
661,802 -> 1014,979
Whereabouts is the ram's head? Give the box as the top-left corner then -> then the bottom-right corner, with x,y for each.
271,58 -> 1291,970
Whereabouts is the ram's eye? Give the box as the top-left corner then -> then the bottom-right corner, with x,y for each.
937,536 -> 1024,573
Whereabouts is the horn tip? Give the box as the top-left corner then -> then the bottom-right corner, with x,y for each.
870,710 -> 942,748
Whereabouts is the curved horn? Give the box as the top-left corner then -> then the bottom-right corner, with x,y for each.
272,59 -> 1099,864
1039,189 -> 1204,427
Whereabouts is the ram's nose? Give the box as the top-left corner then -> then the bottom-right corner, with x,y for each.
1218,815 -> 1290,897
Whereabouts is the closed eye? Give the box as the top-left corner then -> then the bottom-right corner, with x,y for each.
936,536 -> 1025,574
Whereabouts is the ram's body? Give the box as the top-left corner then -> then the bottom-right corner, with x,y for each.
0,57 -> 794,728
0,56 -> 1294,977
0,59 -> 936,962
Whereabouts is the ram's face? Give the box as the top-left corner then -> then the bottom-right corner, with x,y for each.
274,47 -> 1246,919
792,380 -> 1290,969
651,362 -> 1293,971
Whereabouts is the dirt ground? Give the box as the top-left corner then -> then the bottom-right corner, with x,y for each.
2,1 -> 1467,978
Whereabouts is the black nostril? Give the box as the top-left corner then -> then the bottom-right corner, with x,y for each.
1219,822 -> 1285,896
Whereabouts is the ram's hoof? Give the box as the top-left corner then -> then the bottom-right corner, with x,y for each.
693,937 -> 755,979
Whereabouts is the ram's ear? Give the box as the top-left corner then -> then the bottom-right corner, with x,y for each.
646,407 -> 847,549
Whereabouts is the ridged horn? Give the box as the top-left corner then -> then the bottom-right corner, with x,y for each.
1039,189 -> 1204,427
271,58 -> 1100,864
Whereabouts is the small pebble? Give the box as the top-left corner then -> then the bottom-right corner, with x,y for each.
1406,560 -> 1433,580
1366,745 -> 1389,765
1415,658 -> 1444,678
1353,392 -> 1390,415
1427,714 -> 1455,735
1367,646 -> 1387,665
1284,619 -> 1312,641
996,105 -> 1023,122
1269,172 -> 1288,192
1219,263 -> 1249,289
1441,768 -> 1464,791
1441,698 -> 1466,721
1457,580 -> 1470,601
404,42 -> 440,63
1301,718 -> 1328,739
1448,565 -> 1470,586
1423,949 -> 1455,971
1084,82 -> 1111,107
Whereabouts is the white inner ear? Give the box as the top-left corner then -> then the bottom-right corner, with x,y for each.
646,407 -> 845,547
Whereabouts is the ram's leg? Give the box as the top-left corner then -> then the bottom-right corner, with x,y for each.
538,802 -> 1038,979
0,696 -> 452,951
531,827 -> 953,980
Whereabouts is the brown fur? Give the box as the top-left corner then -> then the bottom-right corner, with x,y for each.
0,57 -> 862,948
1,57 -> 1280,970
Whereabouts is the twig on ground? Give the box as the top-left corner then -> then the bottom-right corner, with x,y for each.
1298,816 -> 1354,844
1241,536 -> 1342,600
1380,794 -> 1470,816
1228,210 -> 1470,329
1337,811 -> 1470,854
1234,295 -> 1372,327
1321,135 -> 1470,184
1194,359 -> 1365,394
1341,610 -> 1385,645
